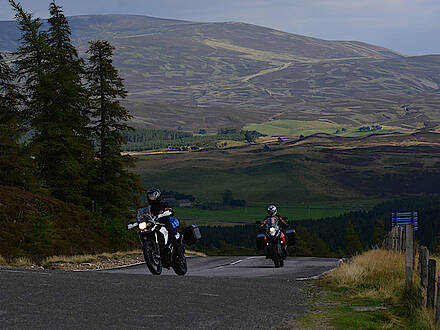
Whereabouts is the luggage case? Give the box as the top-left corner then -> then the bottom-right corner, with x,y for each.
286,229 -> 296,246
183,224 -> 202,245
256,233 -> 265,250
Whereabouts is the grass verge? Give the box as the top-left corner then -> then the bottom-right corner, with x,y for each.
291,249 -> 436,329
0,250 -> 206,270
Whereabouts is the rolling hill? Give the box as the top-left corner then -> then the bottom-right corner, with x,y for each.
1,14 -> 440,132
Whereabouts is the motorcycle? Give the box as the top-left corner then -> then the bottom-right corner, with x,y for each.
127,206 -> 201,275
256,217 -> 294,268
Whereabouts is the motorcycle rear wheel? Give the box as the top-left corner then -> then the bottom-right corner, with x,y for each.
143,241 -> 162,275
172,246 -> 187,276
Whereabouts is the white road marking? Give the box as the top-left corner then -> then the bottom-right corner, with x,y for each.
145,315 -> 164,318
296,259 -> 343,281
199,293 -> 220,297
97,262 -> 145,271
230,259 -> 243,265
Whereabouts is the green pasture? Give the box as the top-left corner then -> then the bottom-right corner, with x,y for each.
174,205 -> 362,224
140,160 -> 321,204
244,120 -> 397,137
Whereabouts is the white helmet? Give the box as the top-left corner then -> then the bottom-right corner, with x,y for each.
267,204 -> 277,216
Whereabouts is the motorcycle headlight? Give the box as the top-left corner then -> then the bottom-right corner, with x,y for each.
269,227 -> 276,236
139,222 -> 147,230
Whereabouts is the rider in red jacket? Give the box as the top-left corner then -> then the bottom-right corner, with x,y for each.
260,204 -> 288,256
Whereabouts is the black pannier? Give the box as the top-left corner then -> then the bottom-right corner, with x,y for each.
256,233 -> 265,250
183,224 -> 202,245
286,229 -> 296,246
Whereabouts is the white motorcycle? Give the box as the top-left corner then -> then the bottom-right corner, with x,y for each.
128,206 -> 200,275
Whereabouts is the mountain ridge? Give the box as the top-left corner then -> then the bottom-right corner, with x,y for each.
1,14 -> 439,132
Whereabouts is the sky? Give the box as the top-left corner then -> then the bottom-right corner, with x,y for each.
1,0 -> 439,56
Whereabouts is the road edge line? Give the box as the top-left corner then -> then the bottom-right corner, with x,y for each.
295,258 -> 344,281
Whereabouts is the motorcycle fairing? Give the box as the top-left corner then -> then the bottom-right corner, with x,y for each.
160,226 -> 169,245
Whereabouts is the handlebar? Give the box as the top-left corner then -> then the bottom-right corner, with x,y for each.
127,219 -> 165,230
127,222 -> 138,230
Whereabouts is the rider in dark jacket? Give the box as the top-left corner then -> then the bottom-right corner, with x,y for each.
146,187 -> 180,249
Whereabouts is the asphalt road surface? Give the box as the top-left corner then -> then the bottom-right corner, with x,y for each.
0,257 -> 339,329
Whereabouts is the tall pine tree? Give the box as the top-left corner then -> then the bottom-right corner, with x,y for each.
9,0 -> 49,122
11,1 -> 96,204
0,51 -> 35,189
344,221 -> 363,256
87,40 -> 142,217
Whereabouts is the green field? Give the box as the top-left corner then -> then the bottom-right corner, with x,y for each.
244,120 -> 398,137
174,205 -> 364,225
135,132 -> 440,216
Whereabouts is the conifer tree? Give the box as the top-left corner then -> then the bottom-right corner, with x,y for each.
0,51 -> 35,189
11,1 -> 96,204
344,221 -> 363,256
9,0 -> 49,120
86,40 -> 142,217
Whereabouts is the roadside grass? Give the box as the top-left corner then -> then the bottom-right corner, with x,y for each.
9,257 -> 35,268
293,249 -> 436,329
0,254 -> 7,265
1,250 -> 206,270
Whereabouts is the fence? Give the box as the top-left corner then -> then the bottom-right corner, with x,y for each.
383,223 -> 440,323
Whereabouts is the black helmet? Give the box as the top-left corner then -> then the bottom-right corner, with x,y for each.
267,204 -> 277,216
147,187 -> 161,204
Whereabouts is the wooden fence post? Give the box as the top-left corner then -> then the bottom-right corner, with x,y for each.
435,276 -> 440,324
405,223 -> 414,287
428,259 -> 437,308
419,246 -> 429,306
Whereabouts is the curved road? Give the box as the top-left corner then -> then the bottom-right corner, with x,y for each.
0,256 -> 339,329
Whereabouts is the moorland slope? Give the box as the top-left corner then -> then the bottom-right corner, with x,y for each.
1,15 -> 440,131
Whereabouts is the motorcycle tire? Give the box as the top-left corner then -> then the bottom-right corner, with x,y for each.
172,245 -> 187,276
143,241 -> 162,275
280,259 -> 284,267
272,245 -> 281,268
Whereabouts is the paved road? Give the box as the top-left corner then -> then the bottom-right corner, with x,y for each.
0,257 -> 339,329
104,256 -> 340,280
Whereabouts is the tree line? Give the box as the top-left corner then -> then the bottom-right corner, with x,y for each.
193,194 -> 440,257
0,1 -> 142,220
122,127 -> 264,152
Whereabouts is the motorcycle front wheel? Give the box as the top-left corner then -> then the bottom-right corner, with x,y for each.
172,245 -> 187,276
272,244 -> 281,268
143,241 -> 162,275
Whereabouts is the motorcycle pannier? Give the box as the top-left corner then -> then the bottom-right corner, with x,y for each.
286,229 -> 296,246
183,225 -> 202,245
256,233 -> 265,250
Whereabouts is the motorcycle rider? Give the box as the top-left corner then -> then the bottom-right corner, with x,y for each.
260,204 -> 289,257
142,187 -> 181,252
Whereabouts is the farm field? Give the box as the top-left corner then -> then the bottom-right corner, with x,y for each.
174,205 -> 366,224
244,120 -> 404,138
135,131 -> 440,209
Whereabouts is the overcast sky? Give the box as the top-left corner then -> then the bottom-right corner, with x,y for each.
1,0 -> 439,56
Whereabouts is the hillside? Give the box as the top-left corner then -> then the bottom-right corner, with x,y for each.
1,14 -> 440,131
134,132 -> 440,204
0,186 -> 136,261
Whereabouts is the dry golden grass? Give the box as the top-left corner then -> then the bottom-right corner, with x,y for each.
326,249 -> 405,300
42,249 -> 206,268
10,257 -> 36,267
0,255 -> 7,265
